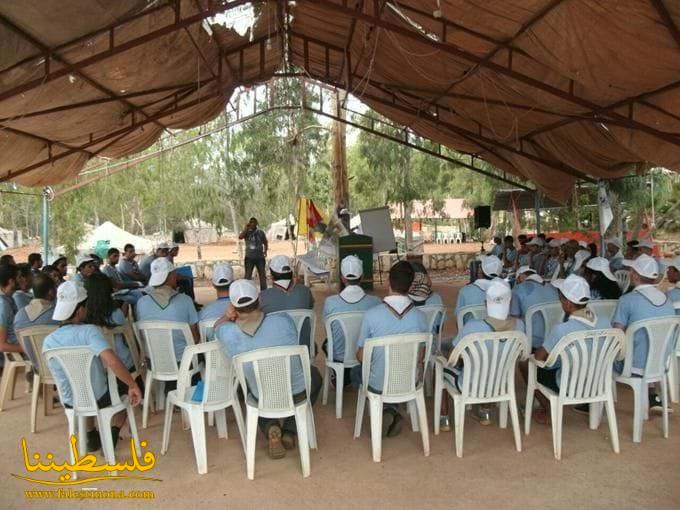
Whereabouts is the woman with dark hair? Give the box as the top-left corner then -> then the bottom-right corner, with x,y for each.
588,242 -> 598,259
407,262 -> 443,307
52,256 -> 68,282
583,257 -> 622,300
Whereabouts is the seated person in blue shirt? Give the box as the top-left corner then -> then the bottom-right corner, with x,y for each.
198,263 -> 234,340
526,237 -> 546,274
13,263 -> 33,311
533,275 -> 611,422
43,281 -> 142,452
117,244 -> 148,285
542,238 -> 562,279
167,242 -> 196,301
440,279 -> 525,430
216,279 -> 322,460
511,266 -> 558,350
102,248 -> 144,306
490,236 -> 503,258
322,255 -> 381,385
605,238 -> 625,272
72,255 -> 97,285
665,257 -> 680,307
583,257 -> 621,300
14,274 -> 59,365
351,261 -> 428,438
612,254 -> 674,411
135,257 -> 200,368
0,264 -> 22,356
456,255 -> 502,326
502,235 -> 517,270
41,265 -> 62,287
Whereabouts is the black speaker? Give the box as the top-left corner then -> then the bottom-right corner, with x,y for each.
473,206 -> 491,229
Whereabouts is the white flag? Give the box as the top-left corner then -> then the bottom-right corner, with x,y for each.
598,181 -> 613,235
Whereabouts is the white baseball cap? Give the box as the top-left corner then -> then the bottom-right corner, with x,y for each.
572,249 -> 591,272
230,279 -> 259,308
637,239 -> 654,250
53,281 -> 88,321
149,257 -> 175,286
622,253 -> 659,279
578,240 -> 588,248
605,238 -> 622,249
269,255 -> 292,274
486,280 -> 512,320
548,239 -> 561,248
340,255 -> 363,279
527,237 -> 544,247
526,273 -> 544,284
481,255 -> 502,278
552,274 -> 591,305
156,242 -> 170,250
212,263 -> 234,287
76,255 -> 95,268
585,256 -> 617,282
517,265 -> 536,275
664,256 -> 680,271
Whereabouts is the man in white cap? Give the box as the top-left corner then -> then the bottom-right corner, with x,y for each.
605,238 -> 625,272
456,255 -> 503,326
440,278 -> 525,428
532,275 -> 611,420
612,254 -> 674,411
584,257 -> 621,299
216,279 -> 321,460
664,256 -> 680,307
260,255 -> 314,351
199,263 -> 234,324
542,238 -> 562,279
135,257 -> 200,364
510,266 -> 558,350
43,281 -> 141,452
637,239 -> 654,257
72,255 -> 97,284
322,255 -> 381,369
139,243 -> 170,282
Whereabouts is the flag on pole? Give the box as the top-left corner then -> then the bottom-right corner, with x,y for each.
598,181 -> 613,235
296,198 -> 325,242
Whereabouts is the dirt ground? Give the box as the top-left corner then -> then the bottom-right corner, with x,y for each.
1,279 -> 679,509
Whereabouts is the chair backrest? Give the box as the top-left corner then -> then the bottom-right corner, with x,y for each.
133,320 -> 194,377
198,318 -> 218,343
588,299 -> 618,322
16,325 -> 59,382
456,304 -> 487,332
525,302 -> 564,342
232,345 -> 311,413
101,322 -> 143,375
673,301 -> 680,312
545,328 -> 625,400
418,304 -> 447,353
177,342 -> 235,405
270,309 -> 316,354
615,270 -> 630,293
45,346 -> 119,413
619,316 -> 680,379
362,333 -> 432,397
323,311 -> 365,365
449,330 -> 530,399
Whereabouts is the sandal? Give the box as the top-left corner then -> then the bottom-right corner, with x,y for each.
281,431 -> 296,450
267,425 -> 286,459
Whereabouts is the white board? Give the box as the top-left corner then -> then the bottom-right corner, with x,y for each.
358,206 -> 396,253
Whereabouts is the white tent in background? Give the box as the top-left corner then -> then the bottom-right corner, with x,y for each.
78,221 -> 154,254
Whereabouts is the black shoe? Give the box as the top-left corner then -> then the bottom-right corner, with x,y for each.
111,426 -> 121,449
573,404 -> 590,416
387,412 -> 403,438
649,393 -> 672,414
86,430 -> 101,453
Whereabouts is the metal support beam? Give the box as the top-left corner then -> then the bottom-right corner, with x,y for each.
651,0 -> 680,48
41,187 -> 50,261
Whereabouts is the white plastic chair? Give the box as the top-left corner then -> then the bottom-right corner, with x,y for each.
418,304 -> 447,396
353,333 -> 432,462
0,351 -> 30,411
198,318 -> 218,343
102,323 -> 145,383
161,342 -> 245,474
667,301 -> 680,404
588,299 -> 619,322
233,345 -> 317,480
615,269 -> 630,293
456,304 -> 487,333
526,328 -> 625,459
525,301 -> 565,346
434,330 -> 529,457
269,309 -> 317,359
133,320 -> 198,428
16,325 -> 59,432
45,346 -> 140,478
321,311 -> 365,419
614,316 -> 680,443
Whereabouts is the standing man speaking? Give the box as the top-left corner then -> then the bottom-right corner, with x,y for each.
239,217 -> 268,290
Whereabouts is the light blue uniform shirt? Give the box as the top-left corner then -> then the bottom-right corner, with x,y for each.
491,244 -> 503,258
542,257 -> 560,279
139,255 -> 155,281
216,313 -> 304,399
323,289 -> 381,361
13,290 -> 32,311
0,290 -> 18,344
109,308 -> 133,370
455,282 -> 486,325
414,292 -> 445,333
135,291 -> 198,362
42,324 -> 111,406
357,299 -> 428,391
612,288 -> 674,374
542,313 -> 612,386
14,300 -> 59,366
199,297 -> 231,322
117,258 -> 143,282
667,286 -> 680,312
510,280 -> 559,348
504,248 -> 517,266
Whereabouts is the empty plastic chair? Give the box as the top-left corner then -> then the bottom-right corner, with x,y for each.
269,309 -> 317,359
0,352 -> 30,411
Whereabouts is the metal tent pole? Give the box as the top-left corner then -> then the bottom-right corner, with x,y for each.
534,190 -> 542,234
41,187 -> 52,261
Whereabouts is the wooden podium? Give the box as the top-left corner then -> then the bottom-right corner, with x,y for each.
337,233 -> 373,290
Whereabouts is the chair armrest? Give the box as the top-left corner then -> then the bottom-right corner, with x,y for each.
434,355 -> 449,368
527,355 -> 547,369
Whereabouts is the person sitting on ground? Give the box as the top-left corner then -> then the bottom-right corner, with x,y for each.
510,266 -> 558,350
455,255 -> 503,326
352,261 -> 428,438
13,263 -> 34,310
259,255 -> 315,351
664,257 -> 680,308
583,257 -> 621,300
605,238 -> 625,272
322,255 -> 381,382
216,279 -> 322,459
135,257 -> 199,366
42,281 -> 142,452
41,265 -> 62,287
73,255 -> 97,284
526,237 -> 546,274
101,248 -> 144,305
0,254 -> 16,266
440,279 -> 525,430
533,274 -> 611,420
198,264 -> 234,341
117,244 -> 147,285
0,264 -> 22,355
542,239 -> 561,280
28,253 -> 43,276
612,254 -> 674,412
502,235 -> 517,269
490,236 -> 503,258
52,256 -> 68,284
139,243 -> 169,282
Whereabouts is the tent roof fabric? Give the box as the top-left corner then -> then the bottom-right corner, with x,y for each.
0,0 -> 678,202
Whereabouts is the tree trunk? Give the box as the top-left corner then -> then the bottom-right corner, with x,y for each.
331,89 -> 349,211
227,201 -> 241,259
404,201 -> 413,253
196,218 -> 203,260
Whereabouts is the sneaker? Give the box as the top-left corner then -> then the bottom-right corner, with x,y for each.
573,404 -> 590,416
281,430 -> 296,450
86,430 -> 101,453
386,412 -> 403,438
267,425 -> 286,460
649,394 -> 673,414
472,406 -> 492,426
439,416 -> 451,432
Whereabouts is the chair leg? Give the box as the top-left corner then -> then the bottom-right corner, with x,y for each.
307,406 -> 318,449
353,388 -> 366,439
509,397 -> 522,452
499,401 -> 508,429
669,357 -> 679,404
188,410 -> 207,474
295,405 -> 311,478
335,368 -> 344,420
524,380 -> 535,436
631,382 -> 644,443
156,381 -> 166,411
208,411 -> 214,427
30,376 -> 40,433
142,372 -> 153,429
605,396 -> 620,454
321,365 -> 330,406
231,400 -> 246,453
589,402 -> 602,430
98,416 -> 117,476
415,392 -> 430,457
127,404 -> 141,453
368,397 -> 382,463
661,377 -> 669,439
0,363 -> 16,411
161,401 -> 174,455
245,409 -> 258,480
434,370 -> 443,435
215,409 -> 228,439
408,400 -> 419,432
453,396 -> 465,458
